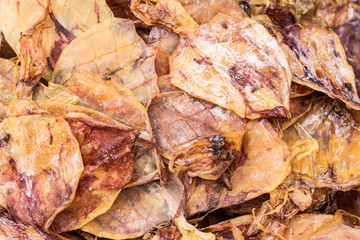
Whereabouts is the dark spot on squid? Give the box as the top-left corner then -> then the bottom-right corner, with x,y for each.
327,164 -> 336,182
102,76 -> 112,80
251,85 -> 259,93
0,133 -> 11,147
3,133 -> 11,143
94,1 -> 100,23
221,21 -> 228,29
345,82 -> 353,91
9,158 -> 16,170
238,1 -> 251,17
208,194 -> 219,210
210,134 -> 225,144
329,39 -> 340,57
209,135 -> 233,161
47,124 -> 53,145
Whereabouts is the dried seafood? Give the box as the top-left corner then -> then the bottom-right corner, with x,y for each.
0,1 -> 359,239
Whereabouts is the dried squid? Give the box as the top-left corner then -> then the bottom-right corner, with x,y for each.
171,14 -> 291,119
186,119 -> 291,216
52,17 -> 159,106
132,0 -> 292,119
0,32 -> 83,229
81,174 -> 185,239
283,96 -> 360,190
277,24 -> 360,110
52,69 -> 152,139
0,0 -> 113,78
280,95 -> 314,130
148,90 -> 246,180
35,70 -> 166,183
35,100 -> 160,187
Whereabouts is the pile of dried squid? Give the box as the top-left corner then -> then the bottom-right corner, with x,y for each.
0,0 -> 359,239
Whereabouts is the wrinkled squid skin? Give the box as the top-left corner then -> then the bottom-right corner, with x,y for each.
277,24 -> 360,110
170,14 -> 292,119
148,91 -> 246,180
52,113 -> 138,232
186,119 -> 291,216
0,211 -> 66,240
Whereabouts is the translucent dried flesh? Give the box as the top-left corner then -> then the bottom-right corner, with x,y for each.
179,0 -> 248,24
157,74 -> 179,93
283,213 -> 360,239
148,27 -> 180,55
81,175 -> 184,239
277,24 -> 360,110
170,14 -> 292,119
283,96 -> 360,190
186,119 -> 291,216
0,211 -> 67,240
52,113 -> 138,232
148,91 -> 246,180
52,18 -> 159,106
